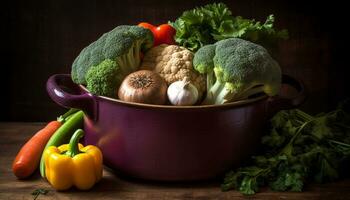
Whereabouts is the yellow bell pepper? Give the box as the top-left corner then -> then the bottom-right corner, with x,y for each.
44,129 -> 103,190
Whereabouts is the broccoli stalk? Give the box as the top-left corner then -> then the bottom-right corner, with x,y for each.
205,79 -> 268,104
193,44 -> 217,98
116,40 -> 142,76
206,70 -> 216,95
194,38 -> 282,105
203,79 -> 228,104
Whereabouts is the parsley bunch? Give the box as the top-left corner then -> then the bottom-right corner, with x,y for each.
170,3 -> 288,52
222,101 -> 350,195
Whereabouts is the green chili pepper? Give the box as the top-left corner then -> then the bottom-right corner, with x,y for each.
39,110 -> 84,178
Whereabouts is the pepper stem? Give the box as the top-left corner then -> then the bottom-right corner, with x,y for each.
57,108 -> 79,123
65,129 -> 84,157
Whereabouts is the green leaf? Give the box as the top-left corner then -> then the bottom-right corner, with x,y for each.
298,145 -> 322,166
314,154 -> 339,183
239,176 -> 258,195
31,189 -> 48,200
270,170 -> 304,192
271,111 -> 289,128
270,174 -> 287,191
261,129 -> 286,147
282,120 -> 298,136
285,172 -> 304,192
263,14 -> 275,29
311,116 -> 332,140
222,171 -> 240,191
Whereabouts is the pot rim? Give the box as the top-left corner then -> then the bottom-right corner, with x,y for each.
79,85 -> 268,110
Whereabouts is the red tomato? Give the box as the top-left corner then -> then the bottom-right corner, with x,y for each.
154,24 -> 176,46
138,22 -> 176,46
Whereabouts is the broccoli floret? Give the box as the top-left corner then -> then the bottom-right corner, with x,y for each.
85,59 -> 123,97
71,25 -> 153,85
193,44 -> 216,91
193,38 -> 281,104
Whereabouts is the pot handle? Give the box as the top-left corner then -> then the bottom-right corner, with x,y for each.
46,74 -> 97,120
267,74 -> 307,116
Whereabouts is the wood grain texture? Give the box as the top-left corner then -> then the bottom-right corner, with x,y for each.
0,123 -> 350,200
2,0 -> 348,121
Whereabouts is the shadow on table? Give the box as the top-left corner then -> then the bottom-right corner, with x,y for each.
103,166 -> 223,189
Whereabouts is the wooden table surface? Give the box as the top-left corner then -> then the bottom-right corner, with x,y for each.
1,122 -> 350,200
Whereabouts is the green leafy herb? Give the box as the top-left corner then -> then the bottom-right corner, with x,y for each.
169,2 -> 288,52
31,189 -> 48,200
222,101 -> 350,195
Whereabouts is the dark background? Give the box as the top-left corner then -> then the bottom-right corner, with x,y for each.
2,0 -> 348,122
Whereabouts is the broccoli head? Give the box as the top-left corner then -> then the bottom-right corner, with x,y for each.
85,59 -> 123,97
193,38 -> 281,104
71,25 -> 153,85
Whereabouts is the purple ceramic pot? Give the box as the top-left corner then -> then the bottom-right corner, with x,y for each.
46,74 -> 305,181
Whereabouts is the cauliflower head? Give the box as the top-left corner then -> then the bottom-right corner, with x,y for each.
140,44 -> 206,98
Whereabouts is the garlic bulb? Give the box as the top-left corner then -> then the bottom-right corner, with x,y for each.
167,78 -> 199,106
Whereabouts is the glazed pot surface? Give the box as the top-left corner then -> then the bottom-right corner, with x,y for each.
47,74 -> 305,181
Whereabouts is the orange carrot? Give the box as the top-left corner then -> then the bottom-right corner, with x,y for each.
12,109 -> 78,179
12,121 -> 62,179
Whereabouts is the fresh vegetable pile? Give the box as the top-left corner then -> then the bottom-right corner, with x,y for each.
14,2 -> 350,195
70,2 -> 288,106
222,101 -> 350,195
